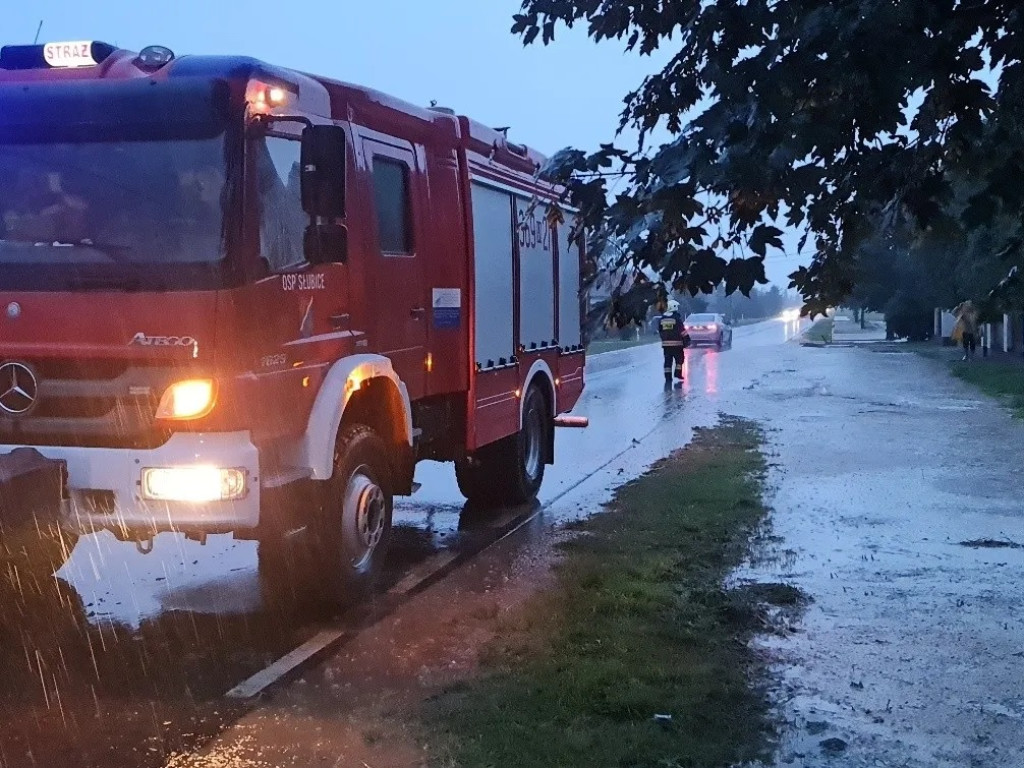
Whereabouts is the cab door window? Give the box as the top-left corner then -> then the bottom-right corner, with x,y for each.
372,157 -> 413,255
255,135 -> 306,272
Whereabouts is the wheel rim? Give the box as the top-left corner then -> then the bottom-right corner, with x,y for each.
523,399 -> 544,483
344,466 -> 387,571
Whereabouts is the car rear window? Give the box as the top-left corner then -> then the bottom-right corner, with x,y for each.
687,314 -> 715,322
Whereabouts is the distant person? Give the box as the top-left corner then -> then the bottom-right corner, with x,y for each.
656,299 -> 691,383
953,300 -> 980,361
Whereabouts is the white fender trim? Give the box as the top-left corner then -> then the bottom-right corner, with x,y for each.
520,359 -> 556,425
297,354 -> 413,480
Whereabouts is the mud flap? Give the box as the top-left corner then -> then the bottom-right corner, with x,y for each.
0,447 -> 68,538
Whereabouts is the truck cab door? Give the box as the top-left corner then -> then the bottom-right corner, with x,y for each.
362,138 -> 427,399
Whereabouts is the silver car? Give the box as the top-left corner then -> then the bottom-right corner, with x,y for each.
684,313 -> 733,349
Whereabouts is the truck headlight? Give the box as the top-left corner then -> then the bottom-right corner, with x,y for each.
141,467 -> 247,502
155,379 -> 217,420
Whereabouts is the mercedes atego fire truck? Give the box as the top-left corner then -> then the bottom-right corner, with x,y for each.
0,40 -> 587,604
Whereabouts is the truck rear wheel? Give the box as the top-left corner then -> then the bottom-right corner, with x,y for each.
259,424 -> 393,611
456,384 -> 549,508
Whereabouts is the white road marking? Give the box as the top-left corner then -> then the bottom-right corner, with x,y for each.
388,550 -> 460,596
225,628 -> 350,699
224,548 -> 465,699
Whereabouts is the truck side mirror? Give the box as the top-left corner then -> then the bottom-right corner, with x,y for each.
304,223 -> 348,265
300,124 -> 346,219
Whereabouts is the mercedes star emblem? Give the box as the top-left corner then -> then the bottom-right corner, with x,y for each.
0,362 -> 39,416
6,302 -> 21,319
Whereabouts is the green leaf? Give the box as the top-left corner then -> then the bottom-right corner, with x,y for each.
514,0 -> 1024,309
748,225 -> 784,258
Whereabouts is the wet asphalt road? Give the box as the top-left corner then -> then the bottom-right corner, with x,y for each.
730,343 -> 1024,768
0,318 -> 805,768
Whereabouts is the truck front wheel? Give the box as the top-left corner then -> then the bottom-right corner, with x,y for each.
259,424 -> 393,611
314,424 -> 394,606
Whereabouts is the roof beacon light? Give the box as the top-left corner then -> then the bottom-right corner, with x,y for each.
43,41 -> 98,69
248,81 -> 293,113
136,45 -> 175,71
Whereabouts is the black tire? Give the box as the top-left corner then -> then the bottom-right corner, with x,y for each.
456,384 -> 549,507
503,384 -> 550,504
454,455 -> 483,502
259,424 -> 393,611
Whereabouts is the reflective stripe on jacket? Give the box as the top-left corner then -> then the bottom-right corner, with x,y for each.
657,311 -> 688,346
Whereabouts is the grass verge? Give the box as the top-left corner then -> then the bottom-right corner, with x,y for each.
426,418 -> 780,768
800,317 -> 834,344
916,345 -> 1024,418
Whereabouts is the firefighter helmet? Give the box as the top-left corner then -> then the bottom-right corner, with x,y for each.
666,299 -> 680,313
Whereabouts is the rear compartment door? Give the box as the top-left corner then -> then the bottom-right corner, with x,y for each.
515,195 -> 557,352
470,181 -> 519,448
362,138 -> 427,399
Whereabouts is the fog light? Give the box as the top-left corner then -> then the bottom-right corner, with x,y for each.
141,467 -> 247,502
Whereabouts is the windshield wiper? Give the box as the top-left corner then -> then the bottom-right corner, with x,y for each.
34,239 -> 134,264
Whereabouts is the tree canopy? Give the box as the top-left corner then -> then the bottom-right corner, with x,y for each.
845,117 -> 1024,338
514,1 -> 1024,320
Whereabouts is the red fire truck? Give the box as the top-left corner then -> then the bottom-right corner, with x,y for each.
0,40 -> 587,604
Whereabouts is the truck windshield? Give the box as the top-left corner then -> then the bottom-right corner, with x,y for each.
0,135 -> 231,289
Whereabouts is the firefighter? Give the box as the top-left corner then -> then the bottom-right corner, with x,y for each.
656,299 -> 690,382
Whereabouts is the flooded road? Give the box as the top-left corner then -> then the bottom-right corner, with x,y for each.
0,318 -> 806,768
729,344 -> 1024,768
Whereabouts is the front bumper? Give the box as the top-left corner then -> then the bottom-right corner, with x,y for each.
0,432 -> 260,537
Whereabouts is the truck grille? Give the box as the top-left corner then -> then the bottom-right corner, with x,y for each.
0,358 -> 180,449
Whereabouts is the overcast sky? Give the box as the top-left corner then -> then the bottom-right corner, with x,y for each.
5,0 -> 806,285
